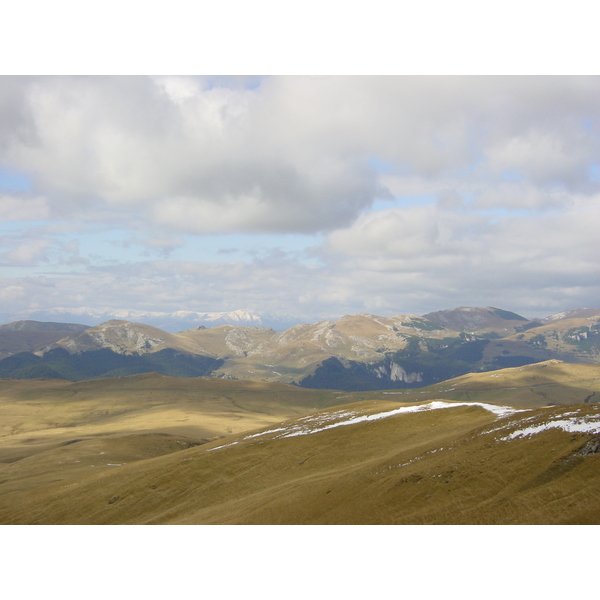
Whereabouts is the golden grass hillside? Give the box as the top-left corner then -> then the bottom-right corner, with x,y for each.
1,361 -> 600,524
394,360 -> 600,408
0,373 -> 350,497
2,397 -> 600,524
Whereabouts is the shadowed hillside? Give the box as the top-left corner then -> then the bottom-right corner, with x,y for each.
0,320 -> 90,360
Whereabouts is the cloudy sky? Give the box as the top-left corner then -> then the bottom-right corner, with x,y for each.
0,75 -> 599,323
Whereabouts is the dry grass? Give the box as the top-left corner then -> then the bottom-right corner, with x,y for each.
2,398 -> 600,524
388,360 -> 600,408
2,363 -> 600,524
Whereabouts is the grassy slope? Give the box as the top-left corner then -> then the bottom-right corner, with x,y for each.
1,399 -> 600,524
1,361 -> 600,524
0,373 -> 348,499
373,360 -> 600,408
0,372 -> 349,443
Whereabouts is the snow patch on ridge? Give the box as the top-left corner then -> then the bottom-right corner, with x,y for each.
205,401 -> 523,451
500,414 -> 600,440
272,401 -> 519,439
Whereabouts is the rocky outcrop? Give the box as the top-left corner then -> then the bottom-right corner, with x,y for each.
373,362 -> 423,383
38,320 -> 170,355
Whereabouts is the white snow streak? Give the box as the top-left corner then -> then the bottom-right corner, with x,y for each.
275,401 -> 520,439
203,398 -> 600,457
206,440 -> 240,452
501,416 -> 600,440
205,401 -> 522,451
243,427 -> 289,440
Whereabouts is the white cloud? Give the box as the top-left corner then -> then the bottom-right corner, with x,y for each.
2,189 -> 598,322
485,130 -> 593,185
320,196 -> 600,315
1,238 -> 51,266
1,76 -> 599,234
0,284 -> 25,301
0,195 -> 49,220
0,76 -> 599,321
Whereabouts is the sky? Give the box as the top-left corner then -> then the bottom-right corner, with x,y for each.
0,74 -> 599,324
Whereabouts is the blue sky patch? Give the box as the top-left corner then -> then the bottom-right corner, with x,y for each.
0,168 -> 32,192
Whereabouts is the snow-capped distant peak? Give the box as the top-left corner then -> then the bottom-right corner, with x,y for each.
543,308 -> 600,322
13,307 -> 309,332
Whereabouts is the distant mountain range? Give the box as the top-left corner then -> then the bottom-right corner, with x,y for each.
0,320 -> 90,360
0,306 -> 599,390
3,308 -> 305,332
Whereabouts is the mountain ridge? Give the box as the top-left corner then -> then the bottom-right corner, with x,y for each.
5,307 -> 304,333
1,306 -> 599,389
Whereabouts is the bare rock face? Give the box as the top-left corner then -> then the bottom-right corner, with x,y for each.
39,320 -> 171,355
373,362 -> 423,383
224,329 -> 259,356
390,363 -> 423,383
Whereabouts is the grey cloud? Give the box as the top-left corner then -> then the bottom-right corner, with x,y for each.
0,194 -> 50,220
319,196 -> 600,316
0,236 -> 51,266
2,193 -> 598,322
1,76 -> 599,322
1,76 -> 599,234
0,255 -> 323,320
